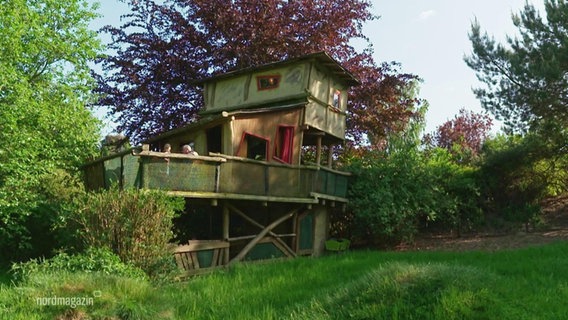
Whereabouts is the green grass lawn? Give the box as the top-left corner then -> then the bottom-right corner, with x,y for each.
2,241 -> 568,319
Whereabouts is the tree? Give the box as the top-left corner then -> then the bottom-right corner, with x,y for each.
0,0 -> 102,261
97,0 -> 422,145
465,1 -> 567,215
424,108 -> 493,160
465,1 -> 568,135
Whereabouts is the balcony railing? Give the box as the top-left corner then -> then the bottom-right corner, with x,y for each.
82,149 -> 350,202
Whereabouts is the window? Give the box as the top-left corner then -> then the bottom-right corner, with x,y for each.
239,132 -> 269,160
274,126 -> 294,164
332,89 -> 341,109
256,75 -> 281,90
206,125 -> 222,154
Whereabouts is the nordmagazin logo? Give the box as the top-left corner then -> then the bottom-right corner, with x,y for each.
36,291 -> 101,308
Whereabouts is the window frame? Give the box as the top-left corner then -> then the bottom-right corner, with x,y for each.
237,132 -> 270,161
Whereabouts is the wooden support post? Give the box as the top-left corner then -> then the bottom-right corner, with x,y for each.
327,145 -> 333,169
228,210 -> 296,266
222,204 -> 230,264
292,211 -> 299,252
315,136 -> 322,166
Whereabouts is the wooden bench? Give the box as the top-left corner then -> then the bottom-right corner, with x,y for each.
173,240 -> 230,275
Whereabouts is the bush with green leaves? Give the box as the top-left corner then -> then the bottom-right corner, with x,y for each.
10,247 -> 146,282
479,134 -> 567,229
424,148 -> 482,235
73,187 -> 184,276
346,149 -> 432,246
345,145 -> 483,245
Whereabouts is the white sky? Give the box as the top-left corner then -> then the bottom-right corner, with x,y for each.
90,0 -> 546,136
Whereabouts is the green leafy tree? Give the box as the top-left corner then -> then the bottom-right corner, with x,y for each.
465,1 -> 568,136
466,1 -> 568,227
0,0 -> 102,262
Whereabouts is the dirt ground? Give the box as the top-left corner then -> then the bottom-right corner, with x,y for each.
396,194 -> 568,252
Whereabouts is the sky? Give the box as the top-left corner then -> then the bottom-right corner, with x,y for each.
90,0 -> 546,136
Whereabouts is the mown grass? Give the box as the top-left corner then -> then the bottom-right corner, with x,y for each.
2,242 -> 568,319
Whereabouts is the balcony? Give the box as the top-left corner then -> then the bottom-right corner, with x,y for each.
83,149 -> 350,204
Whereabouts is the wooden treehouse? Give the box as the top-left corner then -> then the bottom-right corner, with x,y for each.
83,52 -> 360,275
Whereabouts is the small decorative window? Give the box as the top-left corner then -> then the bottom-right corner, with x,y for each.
332,90 -> 342,109
256,75 -> 281,90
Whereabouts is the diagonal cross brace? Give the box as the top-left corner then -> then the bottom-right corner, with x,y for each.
226,203 -> 298,258
228,209 -> 297,266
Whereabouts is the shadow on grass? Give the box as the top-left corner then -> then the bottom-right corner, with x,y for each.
290,262 -> 501,320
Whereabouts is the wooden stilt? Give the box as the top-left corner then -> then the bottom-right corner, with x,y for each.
315,136 -> 322,166
327,145 -> 333,168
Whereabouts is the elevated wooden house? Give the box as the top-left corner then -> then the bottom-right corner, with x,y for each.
83,52 -> 359,274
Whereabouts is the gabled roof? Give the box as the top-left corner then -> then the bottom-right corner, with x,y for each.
196,51 -> 361,87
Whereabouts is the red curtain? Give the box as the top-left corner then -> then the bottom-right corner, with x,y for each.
280,127 -> 293,163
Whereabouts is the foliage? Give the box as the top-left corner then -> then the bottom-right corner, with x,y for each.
10,247 -> 146,282
73,187 -> 184,276
424,148 -> 483,235
345,107 -> 431,245
97,0 -> 422,145
465,0 -> 568,135
478,134 -> 567,228
346,148 -> 483,244
423,108 -> 493,161
3,243 -> 568,319
343,103 -> 483,243
347,152 -> 429,245
466,1 -> 568,229
0,0 -> 102,263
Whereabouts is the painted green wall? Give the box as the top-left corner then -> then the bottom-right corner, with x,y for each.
205,63 -> 308,112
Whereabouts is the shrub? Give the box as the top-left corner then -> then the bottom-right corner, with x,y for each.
424,148 -> 483,235
73,187 -> 184,276
479,134 -> 565,228
346,150 -> 432,246
10,247 -> 146,281
0,169 -> 87,264
345,146 -> 485,246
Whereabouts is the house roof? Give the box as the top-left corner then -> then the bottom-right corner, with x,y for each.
144,103 -> 305,144
195,51 -> 361,87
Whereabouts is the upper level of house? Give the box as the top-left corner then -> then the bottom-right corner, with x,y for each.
200,52 -> 359,141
